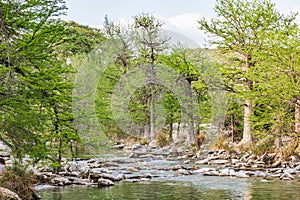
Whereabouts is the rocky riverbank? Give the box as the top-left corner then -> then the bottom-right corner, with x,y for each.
32,143 -> 300,189
1,142 -> 300,199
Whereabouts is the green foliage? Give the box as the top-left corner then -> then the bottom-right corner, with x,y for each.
199,0 -> 299,145
0,0 -> 83,169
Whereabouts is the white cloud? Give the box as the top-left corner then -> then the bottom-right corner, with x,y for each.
167,13 -> 203,31
163,13 -> 209,47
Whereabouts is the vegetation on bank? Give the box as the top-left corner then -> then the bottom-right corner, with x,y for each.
1,0 -> 300,198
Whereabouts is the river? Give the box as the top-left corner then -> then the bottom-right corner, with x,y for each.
40,174 -> 300,199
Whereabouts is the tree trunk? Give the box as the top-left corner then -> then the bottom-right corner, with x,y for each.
295,99 -> 300,133
150,93 -> 155,140
240,54 -> 253,145
169,123 -> 173,142
240,99 -> 253,145
185,82 -> 195,145
149,47 -> 156,140
231,114 -> 235,143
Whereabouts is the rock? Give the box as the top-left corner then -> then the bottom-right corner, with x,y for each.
91,168 -> 112,174
30,187 -> 41,200
194,168 -> 215,174
188,166 -> 199,170
183,160 -> 191,164
129,153 -> 137,158
219,168 -> 230,176
207,155 -> 220,161
271,160 -> 281,168
254,171 -> 267,177
209,160 -> 229,165
142,173 -> 152,179
203,170 -> 219,176
231,159 -> 240,165
99,173 -> 125,181
280,172 -> 294,180
235,171 -> 250,178
122,179 -> 141,183
49,176 -> 70,186
87,158 -> 98,163
114,144 -> 125,149
177,169 -> 191,175
195,158 -> 209,165
126,167 -> 139,172
281,161 -> 289,168
0,141 -> 10,152
173,165 -> 184,170
295,165 -> 300,171
229,169 -> 236,176
140,178 -> 151,181
0,186 -> 21,200
290,155 -> 300,162
70,161 -> 90,173
148,140 -> 157,147
260,179 -> 269,183
0,152 -> 10,157
70,178 -> 94,185
0,163 -> 6,174
284,169 -> 296,174
102,162 -> 119,167
98,178 -> 114,187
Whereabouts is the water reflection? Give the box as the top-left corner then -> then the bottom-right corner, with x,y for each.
40,177 -> 300,200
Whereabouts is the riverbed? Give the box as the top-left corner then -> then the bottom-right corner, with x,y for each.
40,148 -> 300,200
40,175 -> 300,200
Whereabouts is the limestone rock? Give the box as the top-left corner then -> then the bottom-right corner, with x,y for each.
98,178 -> 114,187
0,186 -> 22,200
280,172 -> 294,180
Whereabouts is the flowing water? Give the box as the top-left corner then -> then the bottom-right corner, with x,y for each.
39,151 -> 300,200
40,175 -> 300,200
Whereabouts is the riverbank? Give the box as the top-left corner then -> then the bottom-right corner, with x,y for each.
33,143 -> 300,188
1,142 -> 300,199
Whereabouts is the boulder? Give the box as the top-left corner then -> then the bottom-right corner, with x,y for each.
209,160 -> 229,165
173,165 -> 184,170
203,170 -> 219,176
126,167 -> 139,172
183,160 -> 191,164
176,169 -> 191,175
195,158 -> 209,165
235,171 -> 250,178
0,186 -> 21,200
194,167 -> 215,174
99,173 -> 125,181
49,176 -> 70,186
280,172 -> 294,180
98,178 -> 114,187
219,168 -> 230,176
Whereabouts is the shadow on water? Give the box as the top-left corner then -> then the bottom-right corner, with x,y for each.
39,176 -> 300,200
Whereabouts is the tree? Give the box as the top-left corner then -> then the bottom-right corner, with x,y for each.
0,0 -> 79,170
198,0 -> 294,146
250,19 -> 300,149
160,47 -> 201,144
133,13 -> 169,140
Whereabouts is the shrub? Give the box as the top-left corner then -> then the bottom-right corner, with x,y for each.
0,168 -> 38,200
156,129 -> 171,147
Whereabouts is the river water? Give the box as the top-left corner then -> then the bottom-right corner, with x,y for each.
39,151 -> 300,200
40,175 -> 300,199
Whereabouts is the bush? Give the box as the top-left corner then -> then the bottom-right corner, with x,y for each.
156,129 -> 171,147
0,168 -> 38,200
278,140 -> 299,161
252,135 -> 275,156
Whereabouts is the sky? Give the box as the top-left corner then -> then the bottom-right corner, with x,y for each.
62,0 -> 300,47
